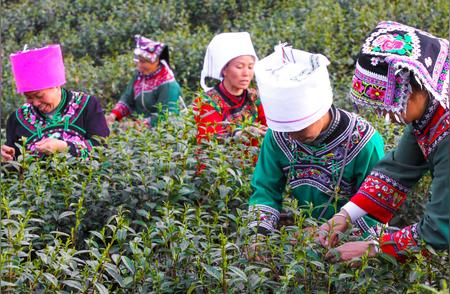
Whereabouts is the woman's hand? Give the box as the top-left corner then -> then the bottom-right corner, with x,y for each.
325,241 -> 377,263
35,138 -> 68,154
105,113 -> 117,126
235,125 -> 267,138
1,145 -> 15,161
243,235 -> 270,262
317,211 -> 350,248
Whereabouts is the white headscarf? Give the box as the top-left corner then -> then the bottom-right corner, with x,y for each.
254,44 -> 333,132
200,32 -> 258,92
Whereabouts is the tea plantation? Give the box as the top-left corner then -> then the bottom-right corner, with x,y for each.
1,0 -> 449,293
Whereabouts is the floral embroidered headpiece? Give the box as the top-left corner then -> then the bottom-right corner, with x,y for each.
350,21 -> 449,114
133,35 -> 169,65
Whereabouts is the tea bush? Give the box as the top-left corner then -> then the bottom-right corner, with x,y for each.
1,0 -> 449,292
1,111 -> 449,293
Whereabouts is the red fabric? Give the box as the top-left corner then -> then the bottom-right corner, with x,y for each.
380,224 -> 424,261
193,96 -> 228,143
414,105 -> 449,159
193,83 -> 266,144
193,84 -> 267,173
111,102 -> 131,121
350,174 -> 407,223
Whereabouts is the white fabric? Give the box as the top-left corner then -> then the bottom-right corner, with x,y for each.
200,32 -> 258,92
254,44 -> 333,132
342,202 -> 368,223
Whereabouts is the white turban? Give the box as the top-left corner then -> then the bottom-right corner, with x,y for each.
200,32 -> 258,92
254,44 -> 333,132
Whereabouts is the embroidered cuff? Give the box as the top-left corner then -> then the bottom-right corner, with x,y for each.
111,102 -> 132,121
351,171 -> 409,223
248,204 -> 280,235
380,223 -> 421,260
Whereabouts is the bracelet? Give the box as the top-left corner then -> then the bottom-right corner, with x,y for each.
334,212 -> 350,221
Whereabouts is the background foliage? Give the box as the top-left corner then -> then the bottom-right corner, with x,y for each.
1,0 -> 449,293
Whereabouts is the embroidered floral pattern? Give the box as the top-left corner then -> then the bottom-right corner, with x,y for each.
366,86 -> 385,100
16,89 -> 91,158
133,61 -> 175,98
196,87 -> 260,133
352,21 -> 449,114
381,223 -> 421,259
352,77 -> 365,93
274,110 -> 375,197
354,171 -> 410,220
413,104 -> 449,159
372,33 -> 414,56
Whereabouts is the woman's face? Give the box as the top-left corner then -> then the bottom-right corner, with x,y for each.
136,57 -> 160,75
287,111 -> 331,144
24,87 -> 62,114
222,55 -> 255,95
384,88 -> 429,124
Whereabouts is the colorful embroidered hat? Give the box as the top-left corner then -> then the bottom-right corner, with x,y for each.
254,44 -> 333,132
10,44 -> 66,93
200,32 -> 258,92
351,21 -> 449,113
134,35 -> 169,65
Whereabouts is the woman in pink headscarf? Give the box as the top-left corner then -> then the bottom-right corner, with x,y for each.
1,44 -> 109,161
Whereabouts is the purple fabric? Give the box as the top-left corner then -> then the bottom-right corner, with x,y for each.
133,34 -> 168,64
6,89 -> 110,159
350,21 -> 449,113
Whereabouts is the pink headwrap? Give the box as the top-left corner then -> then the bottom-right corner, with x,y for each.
10,44 -> 66,93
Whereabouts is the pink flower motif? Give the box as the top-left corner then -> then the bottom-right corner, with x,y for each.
373,34 -> 404,51
373,35 -> 392,47
367,87 -> 385,101
352,78 -> 365,93
381,40 -> 404,51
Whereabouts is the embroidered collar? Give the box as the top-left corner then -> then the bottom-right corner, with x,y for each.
137,64 -> 163,79
310,105 -> 340,146
216,82 -> 247,106
37,89 -> 68,124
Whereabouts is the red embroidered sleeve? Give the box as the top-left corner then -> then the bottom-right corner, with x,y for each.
380,223 -> 425,261
111,102 -> 132,121
350,171 -> 409,223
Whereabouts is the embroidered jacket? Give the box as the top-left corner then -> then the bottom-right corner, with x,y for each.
351,100 -> 449,259
6,88 -> 110,159
111,60 -> 181,127
193,82 -> 266,144
248,107 -> 385,235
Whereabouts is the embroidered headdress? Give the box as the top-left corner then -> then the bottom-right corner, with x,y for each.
254,44 -> 333,132
10,44 -> 66,93
351,21 -> 449,113
200,32 -> 258,92
134,35 -> 169,65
